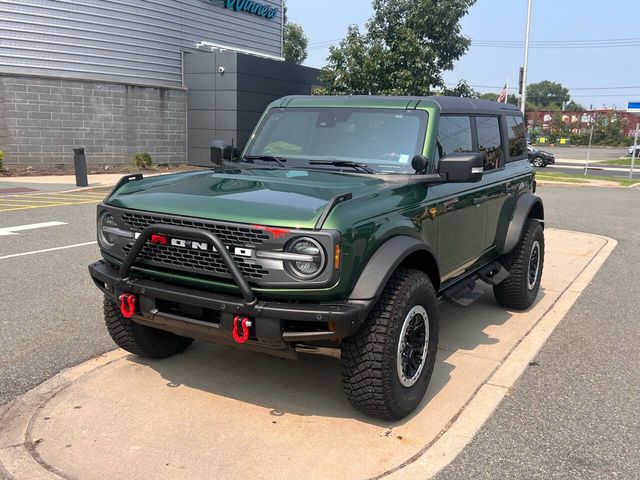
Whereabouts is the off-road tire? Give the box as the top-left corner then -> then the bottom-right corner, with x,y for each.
104,295 -> 193,358
494,218 -> 545,310
340,268 -> 439,420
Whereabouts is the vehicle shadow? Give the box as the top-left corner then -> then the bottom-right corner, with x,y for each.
131,286 -> 542,428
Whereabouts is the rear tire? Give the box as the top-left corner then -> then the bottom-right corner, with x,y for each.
340,268 -> 439,420
494,219 -> 545,310
104,295 -> 193,358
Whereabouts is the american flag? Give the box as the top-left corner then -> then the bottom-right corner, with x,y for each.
497,83 -> 508,103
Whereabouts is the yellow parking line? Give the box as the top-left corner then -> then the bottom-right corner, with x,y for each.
0,202 -> 55,207
0,199 -> 102,212
6,194 -> 105,201
0,198 -> 70,205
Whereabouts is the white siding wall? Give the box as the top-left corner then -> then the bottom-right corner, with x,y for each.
0,0 -> 283,87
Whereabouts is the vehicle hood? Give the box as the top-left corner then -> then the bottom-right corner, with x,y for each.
106,168 -> 388,229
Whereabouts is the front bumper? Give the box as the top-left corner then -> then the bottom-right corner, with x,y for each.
89,260 -> 371,356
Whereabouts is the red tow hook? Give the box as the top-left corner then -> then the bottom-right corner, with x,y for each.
119,293 -> 137,319
232,316 -> 252,344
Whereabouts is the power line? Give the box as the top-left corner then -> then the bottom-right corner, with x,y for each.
445,82 -> 640,92
308,36 -> 640,50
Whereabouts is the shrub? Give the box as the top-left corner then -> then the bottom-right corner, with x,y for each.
0,151 -> 4,170
134,152 -> 153,169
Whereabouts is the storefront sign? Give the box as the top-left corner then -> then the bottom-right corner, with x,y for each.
217,0 -> 279,19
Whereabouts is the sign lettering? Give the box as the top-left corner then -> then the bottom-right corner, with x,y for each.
223,0 -> 279,19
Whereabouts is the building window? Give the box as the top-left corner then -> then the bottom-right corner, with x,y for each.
476,116 -> 502,170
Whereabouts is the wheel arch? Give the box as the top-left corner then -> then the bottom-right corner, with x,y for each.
498,193 -> 545,255
348,236 -> 441,301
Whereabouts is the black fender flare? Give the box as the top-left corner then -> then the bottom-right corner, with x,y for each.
348,236 -> 438,301
498,193 -> 544,255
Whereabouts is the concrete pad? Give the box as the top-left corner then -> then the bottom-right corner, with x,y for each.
0,229 -> 616,480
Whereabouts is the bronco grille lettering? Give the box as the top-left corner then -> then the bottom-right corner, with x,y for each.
133,233 -> 253,257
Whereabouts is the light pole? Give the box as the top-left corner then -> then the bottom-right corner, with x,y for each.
520,0 -> 532,115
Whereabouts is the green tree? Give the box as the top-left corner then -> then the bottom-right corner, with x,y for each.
526,80 -> 570,109
564,100 -> 585,112
479,92 -> 519,106
320,0 -> 476,95
283,3 -> 309,64
444,80 -> 479,98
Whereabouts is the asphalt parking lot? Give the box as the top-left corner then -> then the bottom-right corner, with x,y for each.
0,182 -> 639,479
539,146 -> 638,179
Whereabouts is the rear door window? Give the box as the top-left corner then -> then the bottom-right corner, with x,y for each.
437,116 -> 473,158
475,116 -> 503,170
506,115 -> 526,160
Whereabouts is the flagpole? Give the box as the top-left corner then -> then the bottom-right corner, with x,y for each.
520,0 -> 533,114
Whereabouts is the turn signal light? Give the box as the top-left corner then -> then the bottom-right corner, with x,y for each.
334,244 -> 341,270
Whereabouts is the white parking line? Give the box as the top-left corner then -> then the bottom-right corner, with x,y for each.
0,241 -> 97,260
0,221 -> 67,236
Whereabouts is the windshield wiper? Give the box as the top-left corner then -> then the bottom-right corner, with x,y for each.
242,155 -> 288,167
309,160 -> 376,174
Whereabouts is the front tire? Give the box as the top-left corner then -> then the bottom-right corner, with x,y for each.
104,296 -> 193,358
340,268 -> 439,420
494,219 -> 545,310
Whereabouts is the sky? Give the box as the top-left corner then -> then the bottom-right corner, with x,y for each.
286,0 -> 640,110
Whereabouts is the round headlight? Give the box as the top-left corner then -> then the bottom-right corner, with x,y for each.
285,237 -> 326,279
97,212 -> 118,248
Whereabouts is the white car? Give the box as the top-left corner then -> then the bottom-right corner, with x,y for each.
629,145 -> 640,157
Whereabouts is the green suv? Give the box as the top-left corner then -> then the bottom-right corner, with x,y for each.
89,96 -> 544,420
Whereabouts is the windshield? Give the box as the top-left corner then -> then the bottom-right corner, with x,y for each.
243,107 -> 428,173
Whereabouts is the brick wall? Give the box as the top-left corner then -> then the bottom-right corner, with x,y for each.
0,75 -> 187,168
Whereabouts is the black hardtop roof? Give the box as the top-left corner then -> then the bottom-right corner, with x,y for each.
276,95 -> 522,116
425,96 -> 522,115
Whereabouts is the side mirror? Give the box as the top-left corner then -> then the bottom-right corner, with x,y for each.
438,152 -> 484,183
411,155 -> 429,173
210,140 -> 239,165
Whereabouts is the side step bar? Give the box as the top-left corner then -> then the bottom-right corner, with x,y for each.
441,261 -> 509,307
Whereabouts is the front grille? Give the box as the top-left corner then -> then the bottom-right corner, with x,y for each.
121,212 -> 270,246
118,212 -> 272,282
122,243 -> 269,280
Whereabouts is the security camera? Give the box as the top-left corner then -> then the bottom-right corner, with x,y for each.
218,66 -> 225,74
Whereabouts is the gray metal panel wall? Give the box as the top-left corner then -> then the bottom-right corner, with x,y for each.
0,0 -> 283,87
185,51 -> 320,166
235,54 -> 319,147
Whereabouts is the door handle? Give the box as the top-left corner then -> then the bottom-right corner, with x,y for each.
473,196 -> 489,205
505,183 -> 518,194
444,197 -> 459,212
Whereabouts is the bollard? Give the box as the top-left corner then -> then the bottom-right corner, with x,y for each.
73,147 -> 88,187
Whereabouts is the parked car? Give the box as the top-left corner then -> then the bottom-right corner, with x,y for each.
89,96 -> 544,420
628,145 -> 640,157
527,145 -> 555,167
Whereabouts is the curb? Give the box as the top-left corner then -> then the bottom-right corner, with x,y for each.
0,232 -> 617,480
383,231 -> 617,479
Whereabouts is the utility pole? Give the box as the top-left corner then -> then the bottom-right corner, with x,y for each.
584,123 -> 594,176
630,122 -> 639,180
520,0 -> 533,115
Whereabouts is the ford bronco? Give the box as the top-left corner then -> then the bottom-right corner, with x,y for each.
89,96 -> 544,420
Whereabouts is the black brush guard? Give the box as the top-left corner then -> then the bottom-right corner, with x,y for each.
89,224 -> 371,355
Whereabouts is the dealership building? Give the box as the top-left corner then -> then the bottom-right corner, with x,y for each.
0,0 -> 319,168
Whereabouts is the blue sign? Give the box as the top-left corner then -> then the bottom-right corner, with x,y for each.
628,101 -> 640,112
222,0 -> 279,19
